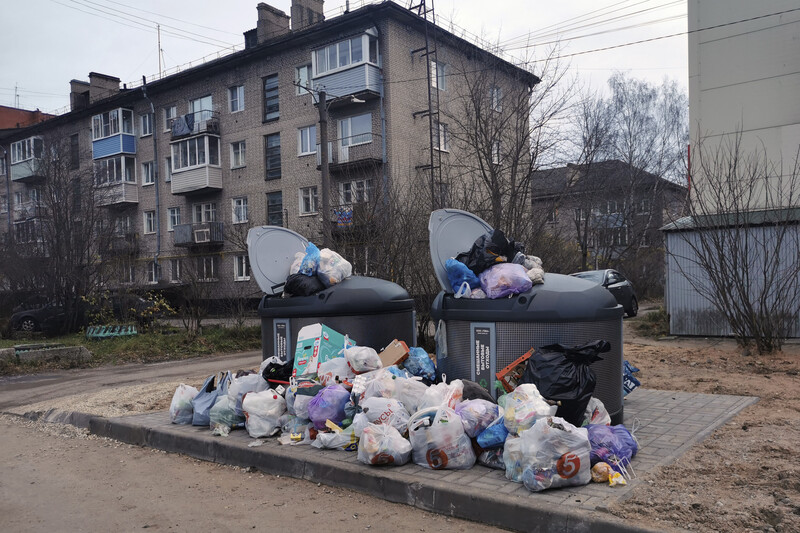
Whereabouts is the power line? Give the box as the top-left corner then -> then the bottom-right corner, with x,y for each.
89,0 -> 242,37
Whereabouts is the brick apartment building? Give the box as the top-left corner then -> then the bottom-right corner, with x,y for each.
0,0 -> 537,306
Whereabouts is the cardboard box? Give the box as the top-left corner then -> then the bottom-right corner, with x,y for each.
378,339 -> 410,368
292,323 -> 355,378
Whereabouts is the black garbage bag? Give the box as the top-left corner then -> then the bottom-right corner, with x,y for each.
262,359 -> 293,384
520,340 -> 610,426
455,229 -> 525,276
284,272 -> 325,297
461,379 -> 497,403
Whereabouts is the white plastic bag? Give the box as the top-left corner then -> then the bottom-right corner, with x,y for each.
408,406 -> 476,470
317,356 -> 355,387
242,389 -> 287,438
358,423 -> 412,466
312,425 -> 359,451
343,344 -> 382,374
503,383 -> 557,436
417,379 -> 463,411
583,397 -> 611,426
455,399 -> 500,438
518,416 -> 592,492
393,377 -> 429,414
360,397 -> 411,435
228,373 -> 268,417
289,251 -> 306,275
503,435 -> 525,482
360,370 -> 397,401
170,384 -> 199,424
351,412 -> 371,438
317,248 -> 353,287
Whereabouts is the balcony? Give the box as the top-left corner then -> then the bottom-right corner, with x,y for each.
330,202 -> 376,234
10,158 -> 45,182
173,221 -> 224,248
169,110 -> 220,140
316,133 -> 383,172
96,182 -> 139,207
101,232 -> 139,257
169,134 -> 222,195
13,201 -> 43,221
92,133 -> 136,160
312,63 -> 381,101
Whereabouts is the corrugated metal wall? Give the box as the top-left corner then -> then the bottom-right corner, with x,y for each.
665,225 -> 800,337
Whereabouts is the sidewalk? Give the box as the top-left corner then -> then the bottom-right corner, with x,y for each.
36,388 -> 757,533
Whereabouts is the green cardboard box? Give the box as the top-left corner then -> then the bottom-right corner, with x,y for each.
292,323 -> 355,378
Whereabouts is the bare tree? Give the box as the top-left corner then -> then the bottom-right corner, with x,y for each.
668,131 -> 800,354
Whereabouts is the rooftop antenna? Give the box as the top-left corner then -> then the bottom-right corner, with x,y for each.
157,24 -> 163,77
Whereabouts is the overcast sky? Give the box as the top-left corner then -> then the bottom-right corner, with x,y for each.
0,0 -> 688,114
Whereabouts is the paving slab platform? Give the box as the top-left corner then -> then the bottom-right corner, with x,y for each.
30,389 -> 758,533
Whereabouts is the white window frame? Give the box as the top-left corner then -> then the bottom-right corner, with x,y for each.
10,137 -> 43,164
94,156 -> 136,185
197,256 -> 218,282
339,113 -> 372,147
295,64 -> 312,95
232,197 -> 248,224
229,85 -> 245,113
143,210 -> 156,234
193,202 -> 217,223
313,35 -> 372,77
298,125 -> 317,156
164,105 -> 177,132
142,161 -> 155,185
167,207 -> 181,231
431,60 -> 447,91
140,113 -> 153,137
230,140 -> 246,168
491,86 -> 503,112
164,157 -> 172,182
234,255 -> 250,282
170,258 -> 182,282
339,179 -> 373,206
91,108 -> 133,141
171,136 -> 220,172
299,186 -> 318,215
146,261 -> 160,284
436,122 -> 449,152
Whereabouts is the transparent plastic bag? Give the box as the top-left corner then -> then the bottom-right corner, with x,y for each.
479,263 -> 533,299
228,373 -> 268,417
289,251 -> 306,276
317,357 -> 355,387
519,416 -> 591,492
583,397 -> 611,426
358,423 -> 412,466
503,383 -> 556,436
408,406 -> 475,470
343,344 -> 382,374
418,379 -> 463,411
455,399 -> 500,438
307,384 -> 351,430
209,395 -> 245,431
312,425 -> 359,451
299,242 -> 321,276
360,397 -> 411,436
242,389 -> 287,438
170,383 -> 198,424
403,347 -> 436,381
393,376 -> 429,414
317,248 -> 353,287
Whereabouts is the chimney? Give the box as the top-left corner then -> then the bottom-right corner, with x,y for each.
291,0 -> 325,31
256,3 -> 290,44
88,72 -> 121,104
69,79 -> 90,111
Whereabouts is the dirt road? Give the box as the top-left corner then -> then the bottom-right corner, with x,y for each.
0,414 -> 501,533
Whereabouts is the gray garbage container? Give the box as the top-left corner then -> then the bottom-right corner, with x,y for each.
248,226 -> 416,362
428,209 -> 625,424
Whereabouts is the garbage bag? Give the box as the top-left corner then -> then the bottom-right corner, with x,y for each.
583,397 -> 611,426
461,379 -> 496,403
261,357 -> 293,385
476,417 -> 509,449
503,436 -> 525,482
503,383 -> 557,436
358,423 -> 412,466
361,397 -> 411,435
403,347 -> 436,382
456,229 -> 524,276
289,251 -> 306,275
228,372 -> 268,417
393,376 -> 429,414
360,370 -> 398,401
299,242 -> 321,276
587,424 -> 638,472
279,413 -> 312,436
623,360 -> 641,396
170,383 -> 198,424
191,374 -> 218,426
418,379 -> 463,411
408,406 -> 476,470
521,340 -> 609,427
516,416 -> 592,492
478,448 -> 505,470
243,389 -> 287,438
312,425 -> 359,451
290,380 -> 324,419
479,263 -> 532,299
308,384 -> 351,430
209,395 -> 245,430
317,248 -> 353,287
351,412 -> 371,438
455,399 -> 500,438
317,356 -> 355,387
343,344 -> 382,374
445,258 -> 481,293
285,272 -> 325,297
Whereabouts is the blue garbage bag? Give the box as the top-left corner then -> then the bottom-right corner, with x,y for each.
445,258 -> 480,293
623,360 -> 640,396
299,242 -> 321,276
403,347 -> 436,381
476,420 -> 509,449
587,424 -> 638,472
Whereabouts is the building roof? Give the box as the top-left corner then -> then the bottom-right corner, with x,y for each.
661,207 -> 800,232
0,105 -> 53,130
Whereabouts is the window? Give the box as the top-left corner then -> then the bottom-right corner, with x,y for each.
431,60 -> 447,91
14,192 -> 22,205
94,156 -> 136,185
491,86 -> 503,112
231,141 -> 246,168
10,137 -> 43,164
229,85 -> 245,113
638,198 -> 651,214
492,141 -> 501,164
171,136 -> 220,171
234,255 -> 250,281
0,195 -> 6,213
164,105 -> 177,131
314,35 -> 373,76
193,202 -> 216,223
263,74 -> 279,122
603,200 -> 622,214
142,161 -> 155,185
146,261 -> 160,284
436,122 -> 449,151
196,256 -> 218,281
122,262 -> 135,284
299,186 -> 318,215
574,208 -> 588,222
265,133 -> 281,180
69,133 -> 80,170
232,197 -> 248,224
267,191 -> 283,226
0,157 -> 6,175
190,95 -> 213,121
295,64 -> 312,95
164,157 -> 172,182
167,207 -> 181,231
298,126 -> 317,155
339,113 -> 372,146
546,209 -> 557,224
29,188 -> 40,203
141,113 -> 153,136
340,179 -> 373,205
91,109 -> 133,140
171,258 -> 182,282
143,211 -> 156,234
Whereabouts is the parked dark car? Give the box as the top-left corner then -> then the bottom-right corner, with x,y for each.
10,303 -> 66,333
571,269 -> 638,317
10,293 -> 157,332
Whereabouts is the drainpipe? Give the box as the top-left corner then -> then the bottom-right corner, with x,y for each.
1,146 -> 9,233
379,73 -> 388,207
141,77 -> 161,278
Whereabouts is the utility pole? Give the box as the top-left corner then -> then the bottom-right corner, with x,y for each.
318,89 -> 332,247
157,25 -> 163,77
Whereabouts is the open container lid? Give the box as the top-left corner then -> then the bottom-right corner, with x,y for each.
247,226 -> 308,295
428,208 -> 494,293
